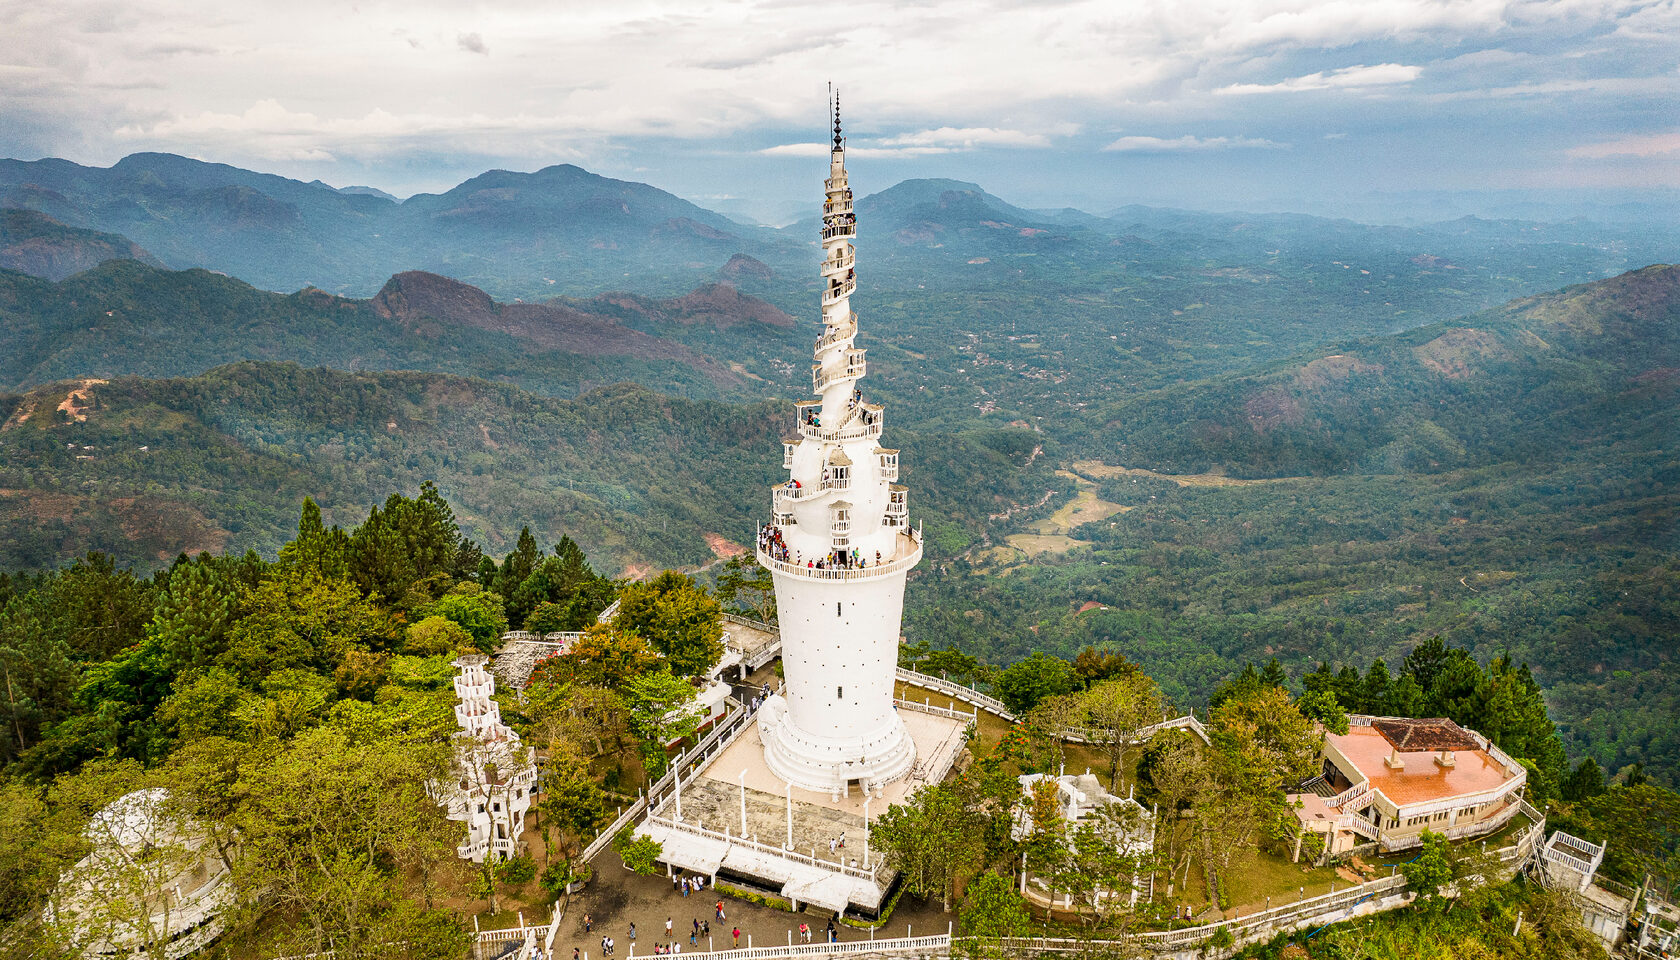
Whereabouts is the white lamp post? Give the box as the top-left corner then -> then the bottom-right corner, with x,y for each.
863,795 -> 872,869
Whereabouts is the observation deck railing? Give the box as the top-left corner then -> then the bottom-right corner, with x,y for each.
796,404 -> 882,442
821,220 -> 856,241
757,529 -> 922,582
812,355 -> 866,394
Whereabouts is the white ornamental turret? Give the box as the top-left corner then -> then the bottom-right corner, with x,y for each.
755,93 -> 922,794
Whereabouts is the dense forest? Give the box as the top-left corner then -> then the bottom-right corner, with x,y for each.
3,488 -> 1673,958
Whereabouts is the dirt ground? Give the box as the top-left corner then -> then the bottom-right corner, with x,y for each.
557,851 -> 957,959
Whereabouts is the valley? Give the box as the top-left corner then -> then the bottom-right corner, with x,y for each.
0,155 -> 1675,791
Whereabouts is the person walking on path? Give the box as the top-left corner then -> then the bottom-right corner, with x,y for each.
629,923 -> 636,943
732,927 -> 741,948
585,915 -> 593,934
715,901 -> 725,920
665,918 -> 673,939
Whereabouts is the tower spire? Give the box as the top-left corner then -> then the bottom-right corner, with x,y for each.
832,86 -> 843,149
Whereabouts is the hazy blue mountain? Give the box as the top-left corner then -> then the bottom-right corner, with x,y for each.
0,153 -> 802,299
0,260 -> 797,400
0,208 -> 162,280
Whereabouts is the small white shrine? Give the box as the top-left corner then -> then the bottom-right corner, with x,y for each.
439,654 -> 538,863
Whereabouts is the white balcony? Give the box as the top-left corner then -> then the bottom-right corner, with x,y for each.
821,248 -> 856,276
758,527 -> 923,582
821,219 -> 856,241
823,193 -> 853,217
772,483 -> 808,513
815,321 -> 857,354
887,485 -> 907,516
822,276 -> 856,307
782,442 -> 796,469
812,350 -> 867,393
796,403 -> 883,442
876,448 -> 899,481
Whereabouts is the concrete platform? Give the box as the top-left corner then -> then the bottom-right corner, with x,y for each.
640,706 -> 968,917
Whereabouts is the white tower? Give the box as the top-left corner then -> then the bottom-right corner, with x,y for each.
756,95 -> 923,794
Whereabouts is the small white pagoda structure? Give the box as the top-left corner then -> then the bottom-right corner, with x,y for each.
440,654 -> 538,863
755,94 -> 923,795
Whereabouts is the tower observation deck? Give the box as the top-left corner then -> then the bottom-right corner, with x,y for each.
755,95 -> 923,794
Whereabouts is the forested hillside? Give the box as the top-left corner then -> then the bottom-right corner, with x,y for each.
0,261 -> 793,400
0,362 -> 1058,574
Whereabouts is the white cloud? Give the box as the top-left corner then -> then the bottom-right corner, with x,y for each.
760,126 -> 1055,159
872,127 -> 1052,149
0,0 -> 1672,195
1102,135 -> 1285,152
1567,130 -> 1680,158
1216,63 -> 1423,95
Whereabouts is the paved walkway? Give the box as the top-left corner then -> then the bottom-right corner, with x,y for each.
557,854 -> 953,960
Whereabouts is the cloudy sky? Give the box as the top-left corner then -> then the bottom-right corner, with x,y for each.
2,0 -> 1676,222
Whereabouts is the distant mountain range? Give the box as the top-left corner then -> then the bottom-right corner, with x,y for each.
0,260 -> 795,400
3,153 -> 1672,306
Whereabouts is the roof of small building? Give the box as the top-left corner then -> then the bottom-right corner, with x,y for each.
1371,717 -> 1482,753
1327,722 -> 1515,807
827,448 -> 854,467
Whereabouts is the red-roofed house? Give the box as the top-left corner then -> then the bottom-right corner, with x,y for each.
1290,715 -> 1528,856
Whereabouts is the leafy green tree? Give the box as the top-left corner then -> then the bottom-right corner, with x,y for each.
219,572 -> 392,681
347,483 -> 462,606
547,626 -> 660,690
1400,830 -> 1455,908
494,526 -> 543,625
1081,672 -> 1164,785
623,670 -> 703,777
613,828 -> 662,876
872,783 -> 989,910
959,871 -> 1031,937
993,652 -> 1080,715
158,668 -> 252,741
1296,689 -> 1350,735
613,571 -> 723,678
278,497 -> 349,580
1073,646 -> 1136,689
423,587 -> 508,653
1561,757 -> 1606,803
714,553 -> 776,623
231,723 -> 457,956
1361,658 -> 1394,715
147,559 -> 238,673
403,615 -> 472,657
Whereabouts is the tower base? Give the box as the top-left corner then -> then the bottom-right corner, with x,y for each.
757,695 -> 917,794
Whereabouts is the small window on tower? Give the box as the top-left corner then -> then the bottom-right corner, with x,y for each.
837,686 -> 843,699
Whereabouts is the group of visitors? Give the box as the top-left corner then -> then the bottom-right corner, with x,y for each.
672,872 -> 709,897
812,548 -> 878,571
759,523 -> 792,564
795,920 -> 837,943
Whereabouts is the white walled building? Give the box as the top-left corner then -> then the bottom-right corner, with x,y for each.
52,788 -> 234,959
440,654 -> 538,863
755,97 -> 923,794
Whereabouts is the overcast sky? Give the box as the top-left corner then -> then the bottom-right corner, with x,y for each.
2,0 -> 1677,222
